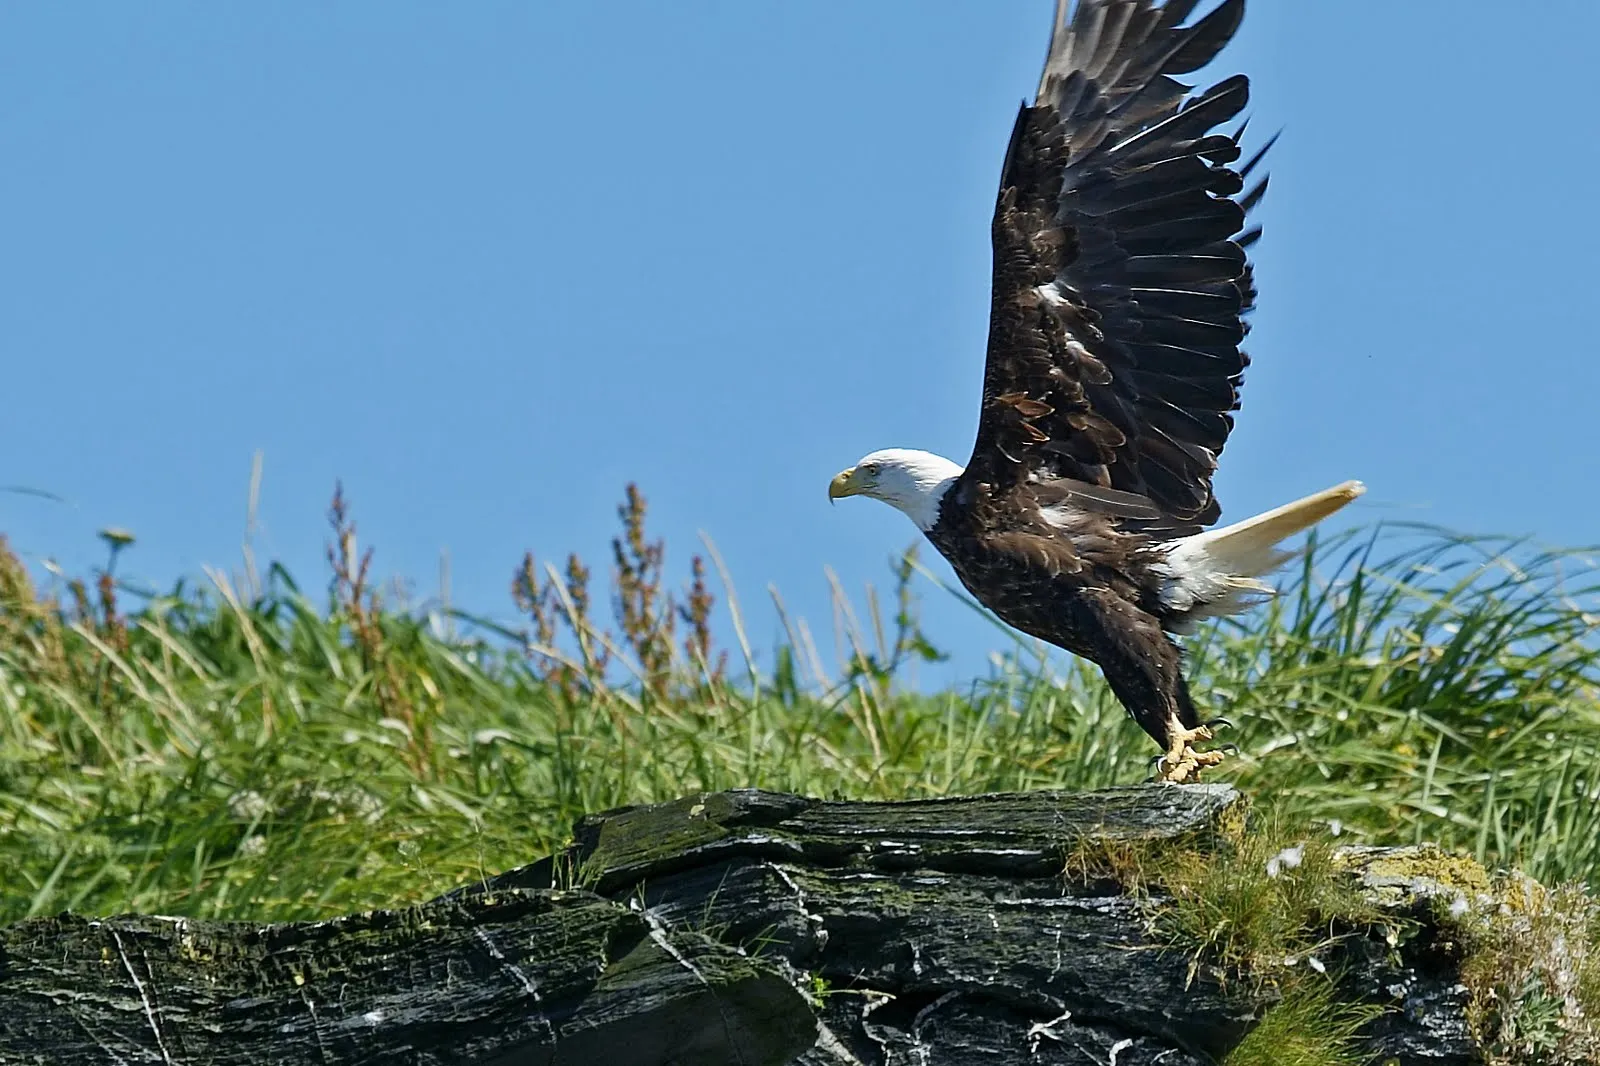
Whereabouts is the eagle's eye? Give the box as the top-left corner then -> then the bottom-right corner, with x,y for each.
862,462 -> 881,476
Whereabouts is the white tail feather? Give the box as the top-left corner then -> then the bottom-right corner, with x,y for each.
1155,480 -> 1366,627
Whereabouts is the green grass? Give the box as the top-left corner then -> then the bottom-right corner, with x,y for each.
1,484 -> 1598,924
1065,808 -> 1397,1066
1223,975 -> 1383,1066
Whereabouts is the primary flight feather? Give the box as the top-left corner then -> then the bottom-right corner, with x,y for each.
828,0 -> 1363,782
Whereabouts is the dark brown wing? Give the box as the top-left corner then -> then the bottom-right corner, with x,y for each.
959,0 -> 1265,529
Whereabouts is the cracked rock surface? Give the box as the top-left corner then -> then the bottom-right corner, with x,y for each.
0,888 -> 813,1065
564,786 -> 1254,1065
491,785 -> 1476,1066
1,786 -> 1482,1064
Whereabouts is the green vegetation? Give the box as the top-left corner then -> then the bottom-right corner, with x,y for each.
1067,805 -> 1369,977
1452,878 -> 1600,1064
1223,976 -> 1383,1066
1,483 -> 1599,931
1067,801 -> 1600,1064
1159,816 -> 1381,984
1068,805 -> 1391,1065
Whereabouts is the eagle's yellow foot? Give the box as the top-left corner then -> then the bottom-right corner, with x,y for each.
1156,717 -> 1231,783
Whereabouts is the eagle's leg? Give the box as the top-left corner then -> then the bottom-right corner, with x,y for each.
1077,592 -> 1233,782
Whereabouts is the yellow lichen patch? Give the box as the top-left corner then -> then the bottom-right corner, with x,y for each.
1339,844 -> 1494,902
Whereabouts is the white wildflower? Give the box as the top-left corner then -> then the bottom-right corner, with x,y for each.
351,791 -> 385,823
1266,845 -> 1304,878
1307,956 -> 1326,974
1449,895 -> 1470,919
1327,819 -> 1343,837
228,790 -> 270,821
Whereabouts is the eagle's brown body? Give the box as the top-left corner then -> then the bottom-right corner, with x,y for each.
830,0 -> 1363,780
927,479 -> 1202,751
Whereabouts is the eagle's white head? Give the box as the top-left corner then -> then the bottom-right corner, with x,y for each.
828,448 -> 964,531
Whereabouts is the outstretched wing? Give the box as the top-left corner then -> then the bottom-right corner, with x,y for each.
963,0 -> 1265,528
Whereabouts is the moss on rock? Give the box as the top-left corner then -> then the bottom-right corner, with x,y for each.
1338,844 -> 1496,904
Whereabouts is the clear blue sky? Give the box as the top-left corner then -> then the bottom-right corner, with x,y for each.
3,2 -> 1596,683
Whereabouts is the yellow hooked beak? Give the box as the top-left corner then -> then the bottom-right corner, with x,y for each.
828,466 -> 864,502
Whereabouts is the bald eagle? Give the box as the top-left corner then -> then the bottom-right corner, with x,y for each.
828,0 -> 1363,783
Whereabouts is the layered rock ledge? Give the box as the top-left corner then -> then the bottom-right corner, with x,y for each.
1,786 -> 1513,1064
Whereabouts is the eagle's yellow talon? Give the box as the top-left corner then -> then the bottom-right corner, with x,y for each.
1157,715 -> 1230,782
